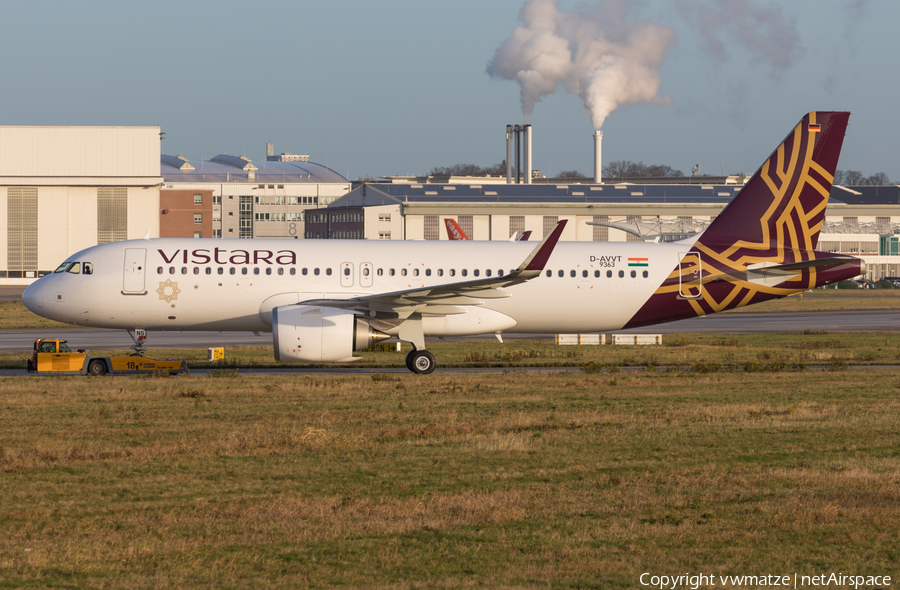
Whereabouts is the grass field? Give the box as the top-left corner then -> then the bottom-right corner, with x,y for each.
1,368 -> 898,588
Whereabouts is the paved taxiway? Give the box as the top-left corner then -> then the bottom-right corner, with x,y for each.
1,309 -> 898,354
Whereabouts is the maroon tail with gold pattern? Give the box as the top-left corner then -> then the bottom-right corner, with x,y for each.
626,111 -> 866,328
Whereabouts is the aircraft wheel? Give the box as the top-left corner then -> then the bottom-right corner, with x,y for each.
87,359 -> 108,376
407,350 -> 436,375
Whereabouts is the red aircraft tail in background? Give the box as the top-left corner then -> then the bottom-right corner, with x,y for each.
444,218 -> 468,240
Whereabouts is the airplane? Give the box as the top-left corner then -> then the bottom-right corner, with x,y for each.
23,112 -> 864,374
445,218 -> 531,241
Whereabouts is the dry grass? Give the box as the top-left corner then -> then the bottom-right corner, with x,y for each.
1,370 -> 898,588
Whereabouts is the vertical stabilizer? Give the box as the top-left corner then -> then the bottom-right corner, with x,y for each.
625,112 -> 860,329
698,111 -> 849,253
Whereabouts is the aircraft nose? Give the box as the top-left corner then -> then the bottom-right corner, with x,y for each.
22,280 -> 44,313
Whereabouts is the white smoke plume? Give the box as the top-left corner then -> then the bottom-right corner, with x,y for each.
674,0 -> 803,73
487,0 -> 673,130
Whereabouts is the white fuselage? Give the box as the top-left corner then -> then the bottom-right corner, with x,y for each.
23,237 -> 694,335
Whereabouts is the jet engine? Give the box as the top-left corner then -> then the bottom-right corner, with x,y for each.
272,305 -> 389,363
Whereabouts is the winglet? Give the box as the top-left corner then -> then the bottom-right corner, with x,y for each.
517,220 -> 567,272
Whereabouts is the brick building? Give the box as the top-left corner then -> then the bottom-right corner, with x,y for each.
159,189 -> 213,238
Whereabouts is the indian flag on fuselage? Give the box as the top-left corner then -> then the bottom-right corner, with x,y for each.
628,258 -> 649,267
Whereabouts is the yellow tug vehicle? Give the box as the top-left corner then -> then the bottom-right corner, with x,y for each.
27,339 -> 187,376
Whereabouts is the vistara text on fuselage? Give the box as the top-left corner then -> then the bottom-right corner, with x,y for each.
23,111 -> 865,374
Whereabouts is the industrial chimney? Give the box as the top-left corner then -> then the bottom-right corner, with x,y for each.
524,124 -> 532,185
593,130 -> 602,184
514,124 -> 522,184
506,125 -> 513,184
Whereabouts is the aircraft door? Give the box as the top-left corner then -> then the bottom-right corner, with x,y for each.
340,262 -> 354,287
360,262 -> 373,288
123,248 -> 147,294
677,252 -> 703,299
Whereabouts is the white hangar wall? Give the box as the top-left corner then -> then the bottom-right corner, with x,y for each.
0,126 -> 163,284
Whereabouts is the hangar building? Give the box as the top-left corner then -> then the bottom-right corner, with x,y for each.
1,126 -> 162,284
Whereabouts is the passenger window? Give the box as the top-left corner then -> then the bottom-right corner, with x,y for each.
462,269 -> 468,277
253,268 -> 260,275
302,268 -> 308,276
193,267 -> 200,275
485,269 -> 491,277
242,268 -> 248,275
289,268 -> 295,275
642,270 -> 648,278
413,269 -> 419,277
389,269 -> 395,276
630,270 -> 636,278
377,269 -> 383,276
230,268 -> 236,275
326,268 -> 332,276
182,267 -> 188,275
594,270 -> 600,278
618,270 -> 624,278
607,270 -> 613,278
558,270 -> 564,278
266,268 -> 272,275
546,270 -> 551,277
218,268 -> 224,275
169,267 -> 175,274
206,268 -> 212,275
401,269 -> 407,277
570,270 -> 576,278
449,269 -> 455,277
314,268 -> 320,276
363,268 -> 370,276
344,267 -> 351,276
157,267 -> 163,274
425,269 -> 431,277
473,269 -> 480,277
498,270 -> 503,276
437,269 -> 443,277
582,270 -> 588,278
83,262 -> 93,275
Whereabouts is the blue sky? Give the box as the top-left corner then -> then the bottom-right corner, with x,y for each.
1,0 -> 896,181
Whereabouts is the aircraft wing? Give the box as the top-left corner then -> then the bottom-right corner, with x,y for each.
300,220 -> 567,317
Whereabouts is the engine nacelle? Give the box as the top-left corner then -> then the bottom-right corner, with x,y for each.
272,305 -> 388,363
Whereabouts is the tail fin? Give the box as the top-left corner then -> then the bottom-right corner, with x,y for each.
444,218 -> 469,240
697,111 -> 849,255
624,112 -> 859,329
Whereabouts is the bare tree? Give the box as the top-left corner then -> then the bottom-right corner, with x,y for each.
558,169 -> 588,179
428,161 -> 507,177
603,160 -> 684,179
867,172 -> 891,185
841,170 -> 865,185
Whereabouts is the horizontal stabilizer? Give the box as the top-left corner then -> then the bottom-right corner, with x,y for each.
747,257 -> 856,286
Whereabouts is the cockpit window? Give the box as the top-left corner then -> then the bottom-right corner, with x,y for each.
66,263 -> 81,274
83,262 -> 93,275
54,262 -> 74,273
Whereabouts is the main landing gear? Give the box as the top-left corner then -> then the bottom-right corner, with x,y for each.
405,348 -> 436,375
398,312 -> 436,374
